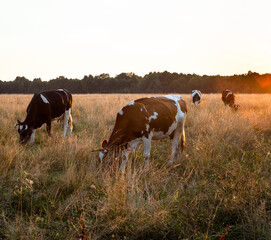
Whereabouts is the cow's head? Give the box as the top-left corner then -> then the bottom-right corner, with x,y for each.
91,139 -> 108,162
14,120 -> 33,144
193,94 -> 201,105
232,103 -> 240,110
192,90 -> 201,105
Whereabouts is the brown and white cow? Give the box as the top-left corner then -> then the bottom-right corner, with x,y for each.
92,95 -> 188,171
14,89 -> 73,144
191,90 -> 202,105
222,89 -> 239,110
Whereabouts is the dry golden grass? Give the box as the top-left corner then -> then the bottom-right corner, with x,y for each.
0,93 -> 271,239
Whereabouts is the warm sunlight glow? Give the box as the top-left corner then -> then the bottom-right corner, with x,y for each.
257,75 -> 271,88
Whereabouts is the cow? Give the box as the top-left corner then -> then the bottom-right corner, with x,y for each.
14,89 -> 73,144
222,89 -> 239,110
191,90 -> 202,105
92,95 -> 188,172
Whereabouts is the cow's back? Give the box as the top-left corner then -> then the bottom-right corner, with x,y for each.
25,89 -> 72,121
41,89 -> 72,118
222,89 -> 231,98
109,96 -> 186,145
136,97 -> 179,134
222,89 -> 234,103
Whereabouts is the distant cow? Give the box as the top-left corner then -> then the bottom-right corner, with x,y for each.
92,95 -> 188,171
191,90 -> 202,105
222,89 -> 239,110
14,89 -> 73,144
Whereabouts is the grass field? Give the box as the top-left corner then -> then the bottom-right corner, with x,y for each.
0,93 -> 271,239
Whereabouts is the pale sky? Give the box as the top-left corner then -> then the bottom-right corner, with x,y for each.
0,0 -> 270,81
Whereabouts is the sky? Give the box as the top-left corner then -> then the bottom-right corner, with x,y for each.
0,0 -> 270,81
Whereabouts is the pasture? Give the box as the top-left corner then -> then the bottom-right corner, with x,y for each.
0,93 -> 271,239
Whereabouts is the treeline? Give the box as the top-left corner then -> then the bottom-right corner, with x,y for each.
0,71 -> 270,94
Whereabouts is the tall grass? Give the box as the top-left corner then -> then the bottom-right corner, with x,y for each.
0,93 -> 270,239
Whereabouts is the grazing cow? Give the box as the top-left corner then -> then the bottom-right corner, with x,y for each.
191,90 -> 202,105
14,89 -> 73,144
222,89 -> 239,110
92,95 -> 187,171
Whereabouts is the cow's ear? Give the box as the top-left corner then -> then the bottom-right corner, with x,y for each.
101,139 -> 108,148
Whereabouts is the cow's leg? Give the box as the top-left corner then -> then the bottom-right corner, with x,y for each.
169,121 -> 185,165
46,121 -> 52,137
142,136 -> 152,170
180,127 -> 186,152
29,130 -> 35,144
120,140 -> 141,172
62,109 -> 70,138
120,150 -> 128,172
169,131 -> 181,165
128,139 -> 141,152
67,110 -> 73,137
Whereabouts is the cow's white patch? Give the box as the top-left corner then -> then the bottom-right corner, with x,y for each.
118,109 -> 124,115
164,95 -> 185,119
191,90 -> 201,97
225,92 -> 232,99
40,94 -> 49,104
25,125 -> 28,130
146,124 -> 150,131
126,101 -> 135,106
148,112 -> 158,121
164,94 -> 182,101
19,125 -> 23,130
57,89 -> 64,91
140,108 -> 143,111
